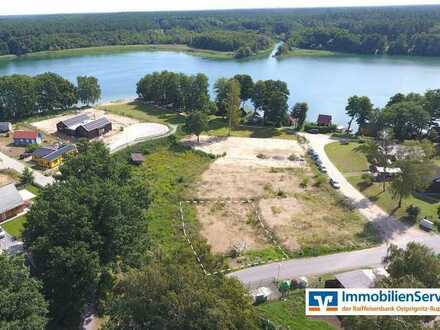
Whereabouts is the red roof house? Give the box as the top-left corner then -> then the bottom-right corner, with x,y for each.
317,114 -> 332,126
13,131 -> 42,146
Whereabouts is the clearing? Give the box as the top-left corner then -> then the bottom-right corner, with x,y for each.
184,135 -> 377,263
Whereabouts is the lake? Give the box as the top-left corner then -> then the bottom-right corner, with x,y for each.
1,49 -> 440,125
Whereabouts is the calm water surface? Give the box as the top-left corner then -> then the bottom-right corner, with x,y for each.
1,49 -> 440,125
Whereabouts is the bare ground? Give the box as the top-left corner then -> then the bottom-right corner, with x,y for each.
196,202 -> 271,254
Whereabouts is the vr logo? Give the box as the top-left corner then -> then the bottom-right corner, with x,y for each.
308,291 -> 338,313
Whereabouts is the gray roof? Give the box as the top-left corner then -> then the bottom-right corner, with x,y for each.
0,122 -> 11,131
44,144 -> 77,162
60,114 -> 90,128
335,269 -> 376,288
80,117 -> 111,132
33,147 -> 57,158
0,184 -> 24,214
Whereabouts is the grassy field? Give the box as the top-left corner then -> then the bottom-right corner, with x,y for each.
100,101 -> 298,140
325,141 -> 439,222
257,290 -> 336,330
2,214 -> 27,238
277,48 -> 338,58
0,44 -> 275,62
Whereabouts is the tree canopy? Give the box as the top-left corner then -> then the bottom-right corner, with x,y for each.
0,255 -> 48,330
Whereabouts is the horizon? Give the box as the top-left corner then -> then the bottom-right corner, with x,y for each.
2,0 -> 440,17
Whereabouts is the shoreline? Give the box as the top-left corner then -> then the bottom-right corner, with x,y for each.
0,44 -> 274,62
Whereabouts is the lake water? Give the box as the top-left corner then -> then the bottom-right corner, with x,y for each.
1,49 -> 440,125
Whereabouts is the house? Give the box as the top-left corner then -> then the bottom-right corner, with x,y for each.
130,153 -> 145,165
325,268 -> 389,289
0,184 -> 25,222
75,117 -> 112,139
0,122 -> 12,133
56,114 -> 90,135
32,144 -> 77,169
317,114 -> 332,126
371,165 -> 401,181
13,131 -> 42,146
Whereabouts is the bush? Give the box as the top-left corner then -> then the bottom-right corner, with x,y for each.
300,177 -> 309,188
406,205 -> 421,223
314,175 -> 326,187
25,144 -> 39,153
304,123 -> 337,134
361,173 -> 375,186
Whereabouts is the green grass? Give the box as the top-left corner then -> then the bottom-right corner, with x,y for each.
0,44 -> 275,62
326,141 -> 439,223
101,101 -> 298,140
324,142 -> 369,174
256,290 -> 336,330
2,215 -> 27,238
25,184 -> 40,196
277,48 -> 338,58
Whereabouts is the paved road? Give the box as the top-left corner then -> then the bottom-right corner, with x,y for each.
0,152 -> 54,187
229,133 -> 440,285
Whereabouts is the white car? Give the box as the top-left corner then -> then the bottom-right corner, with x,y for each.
330,178 -> 341,189
319,166 -> 328,173
0,227 -> 5,239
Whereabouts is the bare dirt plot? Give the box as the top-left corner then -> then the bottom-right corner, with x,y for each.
258,194 -> 374,253
31,108 -> 139,135
197,166 -> 304,200
196,202 -> 271,254
183,135 -> 306,168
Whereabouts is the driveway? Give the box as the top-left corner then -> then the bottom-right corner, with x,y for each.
107,123 -> 173,153
0,152 -> 54,187
229,133 -> 440,285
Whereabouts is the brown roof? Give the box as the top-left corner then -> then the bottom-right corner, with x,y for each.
317,114 -> 332,125
13,131 -> 39,139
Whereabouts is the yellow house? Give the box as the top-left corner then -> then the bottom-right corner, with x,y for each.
32,145 -> 77,169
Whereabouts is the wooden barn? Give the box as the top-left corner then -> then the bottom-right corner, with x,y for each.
56,114 -> 90,135
75,117 -> 112,138
0,184 -> 25,222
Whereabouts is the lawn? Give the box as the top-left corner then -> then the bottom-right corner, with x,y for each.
326,141 -> 439,222
324,142 -> 369,174
101,101 -> 298,140
2,214 -> 27,238
256,290 -> 336,330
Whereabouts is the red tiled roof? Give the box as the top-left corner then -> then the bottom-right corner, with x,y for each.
13,131 -> 38,139
317,114 -> 332,125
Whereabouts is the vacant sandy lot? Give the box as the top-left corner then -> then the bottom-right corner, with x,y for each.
32,108 -> 139,135
184,135 -> 306,168
188,135 -> 375,257
258,194 -> 372,252
196,202 -> 270,254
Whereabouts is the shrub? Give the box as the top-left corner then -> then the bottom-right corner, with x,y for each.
361,173 -> 375,186
406,205 -> 421,223
314,175 -> 326,187
304,123 -> 337,134
300,177 -> 309,188
25,144 -> 39,153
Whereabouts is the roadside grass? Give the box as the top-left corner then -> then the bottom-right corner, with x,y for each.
326,141 -> 439,223
2,214 -> 27,239
256,290 -> 336,330
324,142 -> 369,174
101,101 -> 298,140
24,184 -> 40,195
241,247 -> 286,264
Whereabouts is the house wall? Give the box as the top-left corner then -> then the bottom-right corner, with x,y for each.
13,137 -> 39,146
0,204 -> 25,222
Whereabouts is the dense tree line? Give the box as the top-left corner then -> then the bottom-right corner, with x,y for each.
136,71 -> 211,112
3,6 -> 440,57
0,73 -> 101,120
345,89 -> 440,140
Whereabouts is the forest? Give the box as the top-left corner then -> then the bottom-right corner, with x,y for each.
2,6 -> 440,57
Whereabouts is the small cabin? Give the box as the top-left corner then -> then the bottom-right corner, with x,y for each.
0,122 -> 12,133
13,131 -> 42,146
0,184 -> 25,222
317,114 -> 332,126
130,153 -> 145,165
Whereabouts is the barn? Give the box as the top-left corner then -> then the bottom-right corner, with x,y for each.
56,114 -> 91,135
0,184 -> 25,222
75,117 -> 112,139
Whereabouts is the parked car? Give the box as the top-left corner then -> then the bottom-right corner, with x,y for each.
319,165 -> 328,173
330,178 -> 341,189
0,227 -> 5,239
19,152 -> 32,159
308,128 -> 320,134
